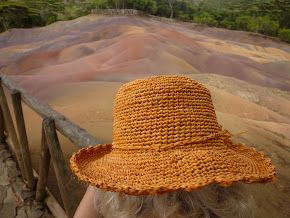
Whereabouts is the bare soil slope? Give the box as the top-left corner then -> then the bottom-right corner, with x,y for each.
0,15 -> 289,217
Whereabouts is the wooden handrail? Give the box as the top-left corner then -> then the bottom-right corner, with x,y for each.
0,73 -> 103,148
0,72 -> 107,217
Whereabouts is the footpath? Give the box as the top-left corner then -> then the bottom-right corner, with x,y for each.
0,143 -> 53,218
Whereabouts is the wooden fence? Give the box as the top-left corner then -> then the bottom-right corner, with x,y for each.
0,72 -> 104,217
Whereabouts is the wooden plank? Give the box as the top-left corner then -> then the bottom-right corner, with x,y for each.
0,106 -> 5,143
32,168 -> 67,218
45,188 -> 68,218
11,90 -> 36,189
43,118 -> 75,218
0,79 -> 25,177
0,73 -> 103,149
35,126 -> 51,202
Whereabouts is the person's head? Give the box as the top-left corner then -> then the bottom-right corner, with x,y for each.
71,76 -> 276,217
93,183 -> 254,218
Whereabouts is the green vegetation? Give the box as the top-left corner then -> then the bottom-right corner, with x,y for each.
0,1 -> 38,31
0,0 -> 289,43
278,29 -> 290,43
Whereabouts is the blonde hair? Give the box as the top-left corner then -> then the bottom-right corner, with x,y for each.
93,183 -> 255,218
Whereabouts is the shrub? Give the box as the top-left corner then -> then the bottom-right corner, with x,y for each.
247,22 -> 261,33
256,15 -> 279,36
219,19 -> 235,29
278,29 -> 290,43
236,15 -> 251,30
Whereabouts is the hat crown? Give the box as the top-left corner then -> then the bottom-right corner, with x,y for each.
113,76 -> 220,149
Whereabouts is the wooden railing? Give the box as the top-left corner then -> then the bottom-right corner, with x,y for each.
0,72 -> 104,217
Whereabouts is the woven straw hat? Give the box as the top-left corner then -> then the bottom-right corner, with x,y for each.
70,75 -> 276,196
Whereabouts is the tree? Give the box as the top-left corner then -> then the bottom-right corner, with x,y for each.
25,0 -> 65,25
90,0 -> 110,9
219,19 -> 235,29
236,15 -> 251,30
111,0 -> 126,9
146,0 -> 158,14
256,15 -> 279,36
126,0 -> 158,14
0,2 -> 38,31
168,0 -> 176,19
156,0 -> 171,17
273,0 -> 290,28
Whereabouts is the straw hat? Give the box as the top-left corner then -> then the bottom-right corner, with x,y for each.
70,75 -> 277,196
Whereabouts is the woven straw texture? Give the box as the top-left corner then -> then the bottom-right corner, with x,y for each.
70,75 -> 277,196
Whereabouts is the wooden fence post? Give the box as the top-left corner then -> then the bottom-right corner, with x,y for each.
0,106 -> 5,143
35,127 -> 51,202
0,79 -> 25,177
43,118 -> 74,218
11,90 -> 36,189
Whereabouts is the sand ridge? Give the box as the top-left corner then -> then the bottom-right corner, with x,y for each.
1,15 -> 289,93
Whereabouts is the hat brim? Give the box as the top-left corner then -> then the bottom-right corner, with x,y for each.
70,138 -> 276,196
